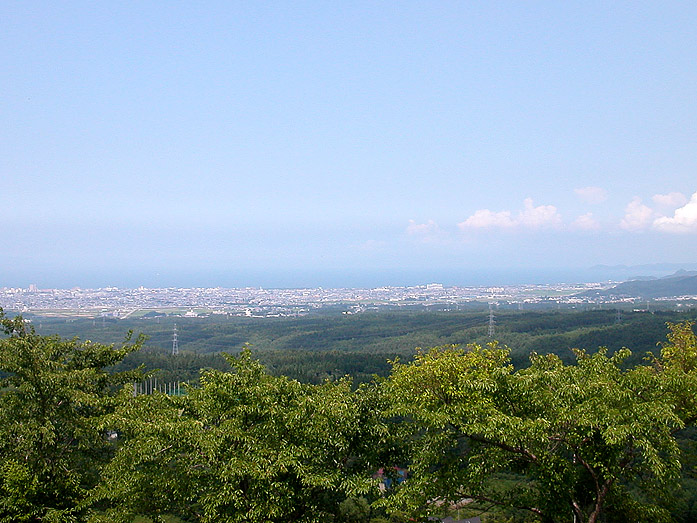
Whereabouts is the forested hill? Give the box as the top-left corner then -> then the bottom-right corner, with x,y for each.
578,270 -> 697,299
25,308 -> 697,384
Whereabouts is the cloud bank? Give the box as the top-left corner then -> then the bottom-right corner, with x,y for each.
410,189 -> 697,239
618,191 -> 697,233
458,209 -> 515,229
620,197 -> 656,231
653,192 -> 697,233
459,198 -> 561,230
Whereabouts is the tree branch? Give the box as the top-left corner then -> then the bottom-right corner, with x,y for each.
588,479 -> 613,523
466,432 -> 539,463
469,494 -> 545,518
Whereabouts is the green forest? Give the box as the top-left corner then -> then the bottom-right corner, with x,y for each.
27,308 -> 697,384
1,308 -> 697,522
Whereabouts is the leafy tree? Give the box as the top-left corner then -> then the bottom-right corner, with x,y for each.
94,349 -> 385,522
384,324 -> 697,523
339,496 -> 371,522
0,310 -> 143,522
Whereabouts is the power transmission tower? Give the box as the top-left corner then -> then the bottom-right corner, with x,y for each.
172,323 -> 179,355
488,303 -> 495,337
615,309 -> 622,324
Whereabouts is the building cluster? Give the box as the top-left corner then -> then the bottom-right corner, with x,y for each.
0,282 -> 608,318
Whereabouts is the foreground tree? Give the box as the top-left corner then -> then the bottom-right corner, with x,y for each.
384,322 -> 697,523
0,310 -> 143,522
93,349 -> 386,522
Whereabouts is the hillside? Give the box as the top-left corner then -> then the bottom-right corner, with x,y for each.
22,308 -> 697,384
578,270 -> 697,299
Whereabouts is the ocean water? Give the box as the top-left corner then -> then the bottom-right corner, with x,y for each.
11,264 -> 697,290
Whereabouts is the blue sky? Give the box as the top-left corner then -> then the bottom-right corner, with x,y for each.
2,2 -> 697,288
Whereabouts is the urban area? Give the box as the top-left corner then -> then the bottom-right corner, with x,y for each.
0,281 -> 640,318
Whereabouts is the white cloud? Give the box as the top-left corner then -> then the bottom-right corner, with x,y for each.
574,186 -> 608,205
620,197 -> 655,231
406,219 -> 440,235
458,209 -> 515,229
653,192 -> 697,233
517,198 -> 562,228
451,191 -> 697,235
652,191 -> 688,208
458,198 -> 561,230
571,212 -> 600,231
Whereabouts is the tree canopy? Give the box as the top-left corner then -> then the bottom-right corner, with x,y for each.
93,349 -> 385,522
384,323 -> 697,522
0,307 -> 696,522
0,310 -> 143,522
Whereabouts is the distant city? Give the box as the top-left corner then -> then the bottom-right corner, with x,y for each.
3,280 -> 693,319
